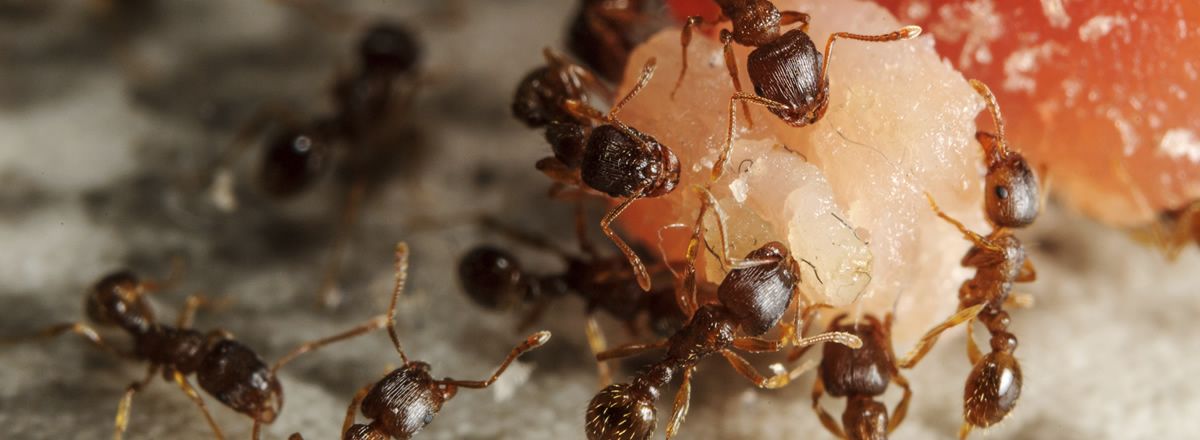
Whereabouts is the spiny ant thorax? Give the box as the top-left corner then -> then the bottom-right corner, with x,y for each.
843,396 -> 889,440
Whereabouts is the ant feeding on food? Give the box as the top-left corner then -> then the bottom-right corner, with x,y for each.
212,20 -> 422,308
798,306 -> 983,440
458,216 -> 687,385
567,0 -> 664,83
584,187 -> 862,440
668,0 -> 921,180
898,79 -> 1042,439
1,269 -> 391,440
516,53 -> 681,292
290,242 -> 552,440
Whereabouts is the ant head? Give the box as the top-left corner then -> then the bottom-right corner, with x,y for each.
457,246 -> 529,310
963,351 -> 1022,428
85,270 -> 155,334
360,362 -> 445,439
717,242 -> 796,336
512,66 -> 575,128
585,383 -> 657,440
843,396 -> 889,439
746,29 -> 828,128
983,146 -> 1040,228
195,339 -> 283,423
820,317 -> 892,397
358,22 -> 420,75
259,127 -> 330,198
581,125 -> 678,199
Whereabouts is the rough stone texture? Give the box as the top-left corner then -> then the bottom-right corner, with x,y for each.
0,1 -> 1198,439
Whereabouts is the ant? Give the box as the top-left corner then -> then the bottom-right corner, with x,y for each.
894,80 -> 1041,439
668,0 -> 921,180
1112,162 -> 1200,260
519,55 -> 681,293
584,188 -> 862,440
567,0 -> 662,82
801,306 -> 983,440
457,218 -> 687,384
214,21 -> 421,307
1,269 -> 391,440
290,242 -> 552,439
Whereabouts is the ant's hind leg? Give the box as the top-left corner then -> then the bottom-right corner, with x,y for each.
779,11 -> 811,32
2,322 -> 130,359
721,349 -> 794,389
585,317 -> 613,388
596,339 -> 669,361
600,197 -> 652,291
897,304 -> 984,369
719,30 -> 753,127
171,370 -> 225,440
317,179 -> 368,309
712,93 -> 789,181
812,378 -> 848,439
664,367 -> 694,439
671,16 -> 705,100
341,381 -> 375,434
888,371 -> 913,433
113,364 -> 159,440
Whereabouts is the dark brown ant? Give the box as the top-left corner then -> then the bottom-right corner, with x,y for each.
457,219 -> 687,384
668,0 -> 921,180
214,21 -> 421,307
527,56 -> 681,292
2,270 -> 390,440
584,188 -> 861,440
290,242 -> 552,439
567,0 -> 663,82
802,306 -> 982,440
895,80 -> 1041,439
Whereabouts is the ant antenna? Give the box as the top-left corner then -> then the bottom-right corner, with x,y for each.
968,79 -> 1009,156
388,242 -> 410,364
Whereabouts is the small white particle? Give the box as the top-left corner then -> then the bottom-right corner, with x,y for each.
1078,15 -> 1128,42
729,177 -> 749,203
1040,0 -> 1071,28
1158,129 -> 1200,163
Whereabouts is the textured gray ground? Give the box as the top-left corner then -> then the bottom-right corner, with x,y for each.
1,0 -> 1198,439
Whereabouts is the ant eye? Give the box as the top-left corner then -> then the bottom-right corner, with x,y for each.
994,185 -> 1009,200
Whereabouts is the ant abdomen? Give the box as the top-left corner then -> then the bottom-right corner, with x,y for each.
196,339 -> 284,423
717,242 -> 797,335
259,128 -> 330,197
843,396 -> 889,440
585,383 -> 657,440
963,351 -> 1022,428
746,30 -> 826,125
580,125 -> 679,198
457,246 -> 529,310
356,363 -> 445,439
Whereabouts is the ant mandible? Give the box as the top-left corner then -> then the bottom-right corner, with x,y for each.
800,305 -> 982,440
215,21 -> 421,307
520,54 -> 682,292
290,242 -> 552,439
1,269 -> 390,440
584,188 -> 862,440
458,218 -> 687,385
668,0 -> 921,180
894,80 -> 1041,439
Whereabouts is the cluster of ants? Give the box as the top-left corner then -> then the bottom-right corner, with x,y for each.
3,1 -> 1050,439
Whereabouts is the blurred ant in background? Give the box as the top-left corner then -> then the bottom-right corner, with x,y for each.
1,268 -> 389,439
211,21 -> 422,308
567,0 -> 666,83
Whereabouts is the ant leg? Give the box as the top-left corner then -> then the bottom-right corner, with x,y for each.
966,319 -> 983,364
786,305 -> 830,362
2,322 -> 130,358
811,378 -> 848,439
596,339 -> 669,361
607,57 -> 657,119
1005,292 -> 1035,309
888,371 -> 913,433
439,331 -> 552,388
177,294 -> 230,329
341,381 -> 374,435
712,93 -> 789,181
317,179 -> 368,309
574,198 -> 599,257
170,370 -> 225,440
721,349 -> 793,389
959,422 -> 976,440
719,30 -> 753,128
897,304 -> 984,369
535,157 -> 582,187
585,317 -> 613,387
670,16 -> 705,100
113,364 -> 159,440
820,26 -> 923,93
271,315 -> 390,374
779,11 -> 811,32
924,193 -> 1005,253
664,367 -> 694,439
600,197 -> 652,291
1017,257 -> 1037,282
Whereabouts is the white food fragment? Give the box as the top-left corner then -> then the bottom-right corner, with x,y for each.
1078,15 -> 1128,42
1003,43 -> 1065,94
1039,0 -> 1071,29
729,176 -> 749,203
1158,129 -> 1200,163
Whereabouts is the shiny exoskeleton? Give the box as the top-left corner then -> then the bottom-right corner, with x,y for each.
4,270 -> 388,440
515,53 -> 680,292
585,239 -> 862,440
899,80 -> 1041,439
567,0 -> 664,82
290,243 -> 552,440
670,0 -> 921,180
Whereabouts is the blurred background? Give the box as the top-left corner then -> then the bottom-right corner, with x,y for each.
0,0 -> 1198,438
